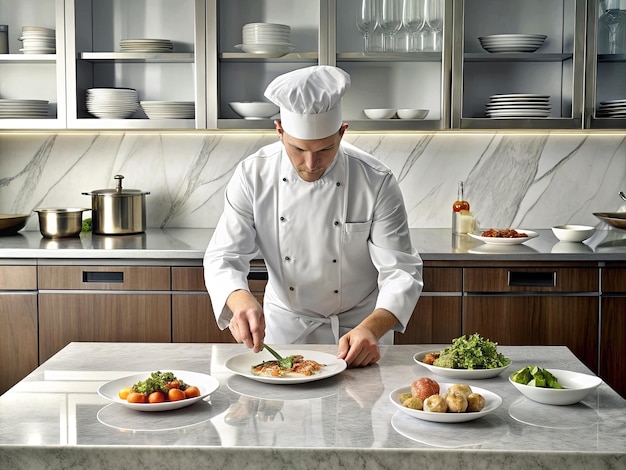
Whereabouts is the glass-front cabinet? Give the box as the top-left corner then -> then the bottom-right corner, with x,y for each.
0,0 -> 66,129
585,0 -> 626,128
452,0 -> 586,129
65,0 -> 206,129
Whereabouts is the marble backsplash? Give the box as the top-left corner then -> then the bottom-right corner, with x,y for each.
1,131 -> 625,232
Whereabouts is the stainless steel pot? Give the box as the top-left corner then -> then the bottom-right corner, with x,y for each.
35,208 -> 89,238
83,174 -> 150,235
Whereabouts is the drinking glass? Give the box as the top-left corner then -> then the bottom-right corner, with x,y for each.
379,0 -> 403,52
598,1 -> 626,54
402,0 -> 425,52
356,0 -> 378,52
423,0 -> 443,52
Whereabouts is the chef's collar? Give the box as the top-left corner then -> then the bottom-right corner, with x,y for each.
264,66 -> 351,140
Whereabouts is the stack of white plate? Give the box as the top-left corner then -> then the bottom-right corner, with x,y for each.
140,101 -> 195,119
19,26 -> 56,54
236,23 -> 294,56
86,88 -> 138,119
120,39 -> 173,53
479,34 -> 547,53
485,94 -> 551,119
597,99 -> 626,118
0,99 -> 49,118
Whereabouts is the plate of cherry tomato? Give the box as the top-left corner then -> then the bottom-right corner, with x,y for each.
98,370 -> 220,411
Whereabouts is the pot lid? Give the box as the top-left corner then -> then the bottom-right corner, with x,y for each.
83,174 -> 150,196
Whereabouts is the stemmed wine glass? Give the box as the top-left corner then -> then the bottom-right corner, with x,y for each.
356,0 -> 379,53
402,0 -> 425,52
423,0 -> 443,52
379,0 -> 403,52
598,1 -> 626,54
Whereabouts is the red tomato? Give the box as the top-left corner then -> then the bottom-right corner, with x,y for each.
148,391 -> 166,403
184,386 -> 201,398
168,388 -> 186,401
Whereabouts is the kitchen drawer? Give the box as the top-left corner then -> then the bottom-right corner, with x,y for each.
601,267 -> 626,294
464,267 -> 599,293
422,265 -> 462,292
38,266 -> 170,291
0,265 -> 37,290
173,266 -> 267,293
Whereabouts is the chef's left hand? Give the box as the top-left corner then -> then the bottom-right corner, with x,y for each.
337,308 -> 399,368
337,327 -> 381,368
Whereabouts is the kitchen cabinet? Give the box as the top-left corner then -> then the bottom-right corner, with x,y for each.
64,0 -> 206,129
172,265 -> 267,343
584,0 -> 626,129
38,265 -> 172,362
600,264 -> 626,398
0,265 -> 38,395
395,263 -> 462,344
0,0 -> 67,129
462,263 -> 600,373
452,0 -> 586,129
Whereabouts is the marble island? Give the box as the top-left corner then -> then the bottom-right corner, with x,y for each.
0,343 -> 624,470
2,227 -> 626,262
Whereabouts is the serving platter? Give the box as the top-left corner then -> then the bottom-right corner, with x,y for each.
389,384 -> 502,423
98,370 -> 219,411
468,229 -> 538,245
413,351 -> 511,379
224,350 -> 346,384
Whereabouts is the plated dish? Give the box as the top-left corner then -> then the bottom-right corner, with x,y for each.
413,351 -> 511,379
389,384 -> 502,423
98,370 -> 219,411
508,369 -> 602,405
468,229 -> 538,245
225,350 -> 346,384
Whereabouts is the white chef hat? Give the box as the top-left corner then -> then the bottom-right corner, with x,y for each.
264,65 -> 351,140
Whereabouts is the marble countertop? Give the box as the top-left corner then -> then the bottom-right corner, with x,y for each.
0,342 -> 624,470
2,227 -> 626,262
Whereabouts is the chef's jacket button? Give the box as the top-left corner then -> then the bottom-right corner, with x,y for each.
336,182 -> 341,187
284,256 -> 291,261
334,221 -> 339,226
282,177 -> 287,182
280,216 -> 286,221
334,290 -> 339,293
289,286 -> 295,291
332,259 -> 337,263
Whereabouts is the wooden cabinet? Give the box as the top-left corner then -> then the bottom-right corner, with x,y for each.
395,263 -> 462,344
600,265 -> 626,398
171,266 -> 267,343
0,266 -> 38,394
38,265 -> 171,362
463,264 -> 599,373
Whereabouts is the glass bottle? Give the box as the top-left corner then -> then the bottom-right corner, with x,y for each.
452,181 -> 476,235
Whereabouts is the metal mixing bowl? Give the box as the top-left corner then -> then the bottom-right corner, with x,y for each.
593,212 -> 626,230
34,208 -> 89,238
0,214 -> 30,235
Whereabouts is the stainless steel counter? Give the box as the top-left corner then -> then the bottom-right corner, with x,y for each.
2,227 -> 626,261
0,342 -> 624,469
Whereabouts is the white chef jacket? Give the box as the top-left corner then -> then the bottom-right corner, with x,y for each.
203,140 -> 423,344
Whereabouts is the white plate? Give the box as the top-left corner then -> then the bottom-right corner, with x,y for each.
389,384 -> 502,423
224,349 -> 347,384
489,93 -> 550,99
468,229 -> 538,244
413,351 -> 512,379
235,43 -> 295,56
97,370 -> 219,411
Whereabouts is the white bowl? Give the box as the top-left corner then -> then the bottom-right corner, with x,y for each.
229,101 -> 279,119
508,369 -> 602,405
551,224 -> 595,242
396,109 -> 429,119
364,108 -> 396,119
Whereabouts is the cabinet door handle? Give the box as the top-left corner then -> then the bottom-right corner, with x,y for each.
508,271 -> 556,287
82,271 -> 124,283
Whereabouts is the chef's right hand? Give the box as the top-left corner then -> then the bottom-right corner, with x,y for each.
226,289 -> 266,352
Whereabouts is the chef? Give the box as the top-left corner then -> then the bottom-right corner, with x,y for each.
204,65 -> 423,367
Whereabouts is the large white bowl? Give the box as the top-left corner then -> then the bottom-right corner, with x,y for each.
508,369 -> 602,405
396,109 -> 429,119
413,350 -> 511,379
229,101 -> 279,119
364,108 -> 396,119
551,225 -> 595,242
